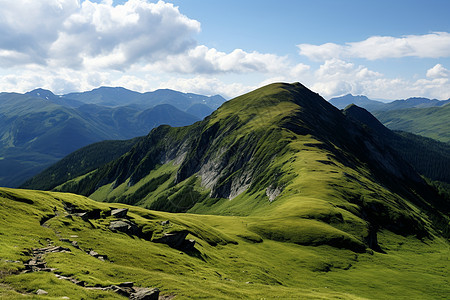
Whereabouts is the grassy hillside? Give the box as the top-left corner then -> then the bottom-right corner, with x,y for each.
54,83 -> 450,253
373,104 -> 450,143
343,104 -> 450,185
1,187 -> 449,299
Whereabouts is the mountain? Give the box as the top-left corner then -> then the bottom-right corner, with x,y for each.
330,94 -> 450,143
185,103 -> 214,119
20,137 -> 142,191
63,86 -> 226,111
0,93 -> 114,187
76,103 -> 200,139
2,83 -> 449,299
385,97 -> 450,110
329,94 -> 386,110
63,87 -> 142,107
52,83 -> 449,250
0,92 -> 200,187
373,104 -> 450,143
343,104 -> 450,185
26,88 -> 85,108
329,94 -> 450,111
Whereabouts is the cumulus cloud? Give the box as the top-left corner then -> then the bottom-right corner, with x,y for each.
0,0 -> 200,69
157,76 -> 254,98
309,58 -> 383,97
298,32 -> 450,61
144,45 -> 300,75
426,64 -> 449,79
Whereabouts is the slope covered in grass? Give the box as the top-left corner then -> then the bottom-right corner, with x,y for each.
373,104 -> 450,143
53,83 -> 449,253
1,187 -> 449,299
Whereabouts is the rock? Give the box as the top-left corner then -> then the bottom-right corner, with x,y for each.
152,230 -> 195,251
130,287 -> 160,300
109,220 -> 140,235
59,238 -> 70,242
111,208 -> 128,218
36,289 -> 48,295
71,241 -> 79,249
77,209 -> 101,221
161,220 -> 170,225
118,282 -> 134,288
110,285 -> 132,297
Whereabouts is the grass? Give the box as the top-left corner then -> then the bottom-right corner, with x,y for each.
12,83 -> 448,298
373,104 -> 450,143
1,187 -> 449,299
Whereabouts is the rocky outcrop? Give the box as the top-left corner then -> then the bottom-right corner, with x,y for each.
130,287 -> 160,300
23,245 -> 71,273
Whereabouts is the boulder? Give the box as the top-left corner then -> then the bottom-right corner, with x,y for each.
152,230 -> 195,251
111,208 -> 128,218
36,289 -> 48,295
109,220 -> 140,236
130,288 -> 160,300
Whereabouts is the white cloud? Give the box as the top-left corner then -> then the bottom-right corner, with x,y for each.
157,76 -> 254,98
426,64 -> 449,79
0,0 -> 201,69
145,45 -> 294,75
298,32 -> 450,61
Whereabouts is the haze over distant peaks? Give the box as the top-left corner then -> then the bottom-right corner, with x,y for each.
329,93 -> 450,111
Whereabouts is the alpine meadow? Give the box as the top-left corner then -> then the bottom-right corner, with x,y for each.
1,1 -> 450,300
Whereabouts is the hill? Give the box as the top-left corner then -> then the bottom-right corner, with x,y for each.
1,186 -> 449,299
330,94 -> 450,144
373,104 -> 450,143
0,92 -> 200,187
53,83 -> 449,248
343,104 -> 450,184
329,94 -> 386,110
20,138 -> 143,191
2,83 -> 449,299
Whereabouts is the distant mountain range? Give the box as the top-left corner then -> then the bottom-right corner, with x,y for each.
0,87 -> 226,187
329,94 -> 450,143
29,86 -> 225,113
329,94 -> 450,111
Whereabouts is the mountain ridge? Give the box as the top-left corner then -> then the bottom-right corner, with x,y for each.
51,82 -> 449,253
0,92 -> 202,187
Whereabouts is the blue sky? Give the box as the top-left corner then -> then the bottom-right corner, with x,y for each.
0,0 -> 449,100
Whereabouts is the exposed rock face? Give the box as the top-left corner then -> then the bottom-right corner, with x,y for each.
266,184 -> 283,202
130,287 -> 160,300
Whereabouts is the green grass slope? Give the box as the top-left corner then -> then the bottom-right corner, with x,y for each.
1,187 -> 449,299
373,104 -> 450,143
344,104 -> 450,185
54,83 -> 450,254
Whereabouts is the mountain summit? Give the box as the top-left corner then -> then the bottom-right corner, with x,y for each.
51,82 -> 448,253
